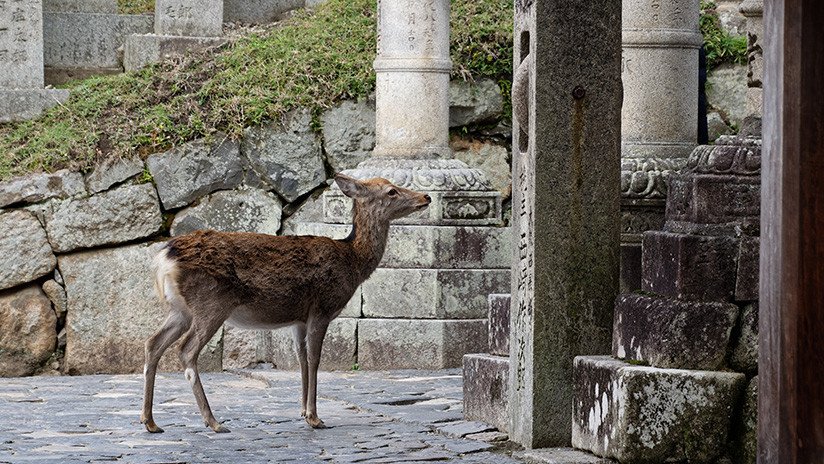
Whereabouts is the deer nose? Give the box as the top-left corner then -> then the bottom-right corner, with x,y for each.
423,194 -> 431,203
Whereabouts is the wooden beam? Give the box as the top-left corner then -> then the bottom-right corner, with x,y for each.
758,0 -> 824,462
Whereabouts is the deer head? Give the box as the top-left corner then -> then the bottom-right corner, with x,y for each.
335,174 -> 431,220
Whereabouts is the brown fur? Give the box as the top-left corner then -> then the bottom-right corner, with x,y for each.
140,174 -> 430,433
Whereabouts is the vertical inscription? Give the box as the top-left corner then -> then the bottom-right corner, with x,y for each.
0,0 -> 42,88
650,0 -> 661,21
513,149 -> 534,392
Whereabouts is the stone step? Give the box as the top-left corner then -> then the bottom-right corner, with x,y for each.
462,353 -> 509,433
572,356 -> 746,463
612,293 -> 739,370
487,293 -> 510,356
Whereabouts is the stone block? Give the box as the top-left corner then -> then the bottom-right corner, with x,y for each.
735,236 -> 759,301
572,356 -> 746,463
730,302 -> 758,373
223,0 -> 302,23
487,293 -> 510,356
706,63 -> 748,128
0,285 -> 57,377
612,293 -> 739,370
41,279 -> 67,317
448,78 -> 503,127
43,13 -> 153,73
146,135 -> 243,210
292,223 -> 512,269
242,110 -> 326,202
280,187 -> 326,235
222,325 -> 269,369
84,157 -> 144,194
0,89 -> 71,123
619,241 -> 642,293
519,448 -> 613,464
0,0 -> 46,89
735,376 -> 757,464
0,210 -> 56,291
43,0 -> 116,12
155,0 -> 223,37
321,98 -> 375,173
642,231 -> 737,301
462,353 -> 509,432
170,187 -> 282,236
361,268 -> 509,319
124,34 -> 226,72
45,183 -> 163,252
358,319 -> 487,369
266,317 -> 357,371
0,169 -> 85,208
60,243 -> 221,374
665,174 -> 761,235
451,140 -> 511,195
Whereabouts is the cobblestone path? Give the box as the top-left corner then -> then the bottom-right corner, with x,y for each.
0,368 -> 521,463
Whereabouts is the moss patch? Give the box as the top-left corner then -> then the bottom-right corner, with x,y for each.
700,1 -> 747,69
117,0 -> 153,15
0,0 -> 512,181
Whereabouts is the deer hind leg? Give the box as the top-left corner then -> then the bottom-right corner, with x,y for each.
292,323 -> 309,418
178,315 -> 229,433
141,308 -> 191,433
304,317 -> 329,429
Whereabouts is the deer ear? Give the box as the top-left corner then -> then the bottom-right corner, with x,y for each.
335,174 -> 366,198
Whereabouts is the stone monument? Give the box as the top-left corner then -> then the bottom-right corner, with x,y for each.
124,0 -> 225,71
508,0 -> 622,449
0,0 -> 69,122
293,0 -> 509,369
740,0 -> 763,119
619,0 -> 702,291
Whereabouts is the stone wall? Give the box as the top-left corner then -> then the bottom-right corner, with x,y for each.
0,80 -> 511,377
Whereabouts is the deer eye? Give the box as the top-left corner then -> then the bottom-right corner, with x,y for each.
387,188 -> 398,196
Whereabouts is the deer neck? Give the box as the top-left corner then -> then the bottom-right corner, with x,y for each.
349,201 -> 390,278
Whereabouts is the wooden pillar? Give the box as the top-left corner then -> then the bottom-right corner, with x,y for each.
758,0 -> 824,462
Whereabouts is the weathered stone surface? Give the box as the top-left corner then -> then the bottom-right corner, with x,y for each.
736,376 -> 757,464
0,89 -> 71,123
147,135 -> 243,209
222,325 -> 268,369
170,187 -> 282,236
519,448 -> 613,464
223,0 -> 302,23
321,99 -> 375,173
155,0 -> 223,37
358,319 -> 487,370
487,293 -> 510,356
60,243 -> 221,374
448,78 -> 503,127
45,183 -> 163,252
572,356 -> 746,463
707,63 -> 748,129
84,157 -> 144,194
735,236 -> 759,301
41,279 -> 67,317
612,293 -> 740,370
707,111 -> 733,142
462,353 -> 509,433
0,285 -> 57,377
0,170 -> 85,208
280,187 -> 327,235
292,223 -> 511,269
642,231 -> 738,301
242,110 -> 326,202
266,318 -> 357,371
123,34 -> 226,72
361,269 -> 509,319
451,139 -> 511,195
43,13 -> 153,71
731,303 -> 758,373
43,0 -> 116,12
0,210 -> 56,291
0,0 -> 46,88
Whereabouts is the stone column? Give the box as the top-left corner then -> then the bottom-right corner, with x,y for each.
124,0 -> 225,71
509,0 -> 622,449
0,0 -> 69,122
618,0 -> 702,292
740,0 -> 762,118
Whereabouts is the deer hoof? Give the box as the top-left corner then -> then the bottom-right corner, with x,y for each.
210,423 -> 231,433
306,416 -> 326,429
142,418 -> 164,434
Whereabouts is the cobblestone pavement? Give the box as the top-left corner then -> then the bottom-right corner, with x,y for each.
0,368 -> 522,463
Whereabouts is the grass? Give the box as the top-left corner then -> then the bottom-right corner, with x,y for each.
700,1 -> 748,69
117,0 -> 153,14
0,0 -> 512,181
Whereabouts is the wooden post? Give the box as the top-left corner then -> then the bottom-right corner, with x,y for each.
758,0 -> 824,462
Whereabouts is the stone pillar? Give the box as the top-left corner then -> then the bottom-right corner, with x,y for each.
509,0 -> 622,449
0,0 -> 69,122
124,0 -> 225,71
740,0 -> 762,118
618,0 -> 702,292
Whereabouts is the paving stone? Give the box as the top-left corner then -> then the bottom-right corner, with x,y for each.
462,353 -> 509,433
612,293 -> 739,370
0,169 -> 85,208
436,420 -> 496,438
519,448 -> 612,464
571,356 -> 746,463
0,210 -> 56,291
487,293 -> 510,356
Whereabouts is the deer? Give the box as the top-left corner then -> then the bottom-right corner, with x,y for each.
141,174 -> 431,433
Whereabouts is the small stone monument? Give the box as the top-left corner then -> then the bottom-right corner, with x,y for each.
740,0 -> 763,118
0,0 -> 69,122
508,0 -> 622,449
124,0 -> 225,71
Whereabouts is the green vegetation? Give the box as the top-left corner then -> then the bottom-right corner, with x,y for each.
117,0 -> 153,15
0,0 -> 512,181
700,1 -> 748,69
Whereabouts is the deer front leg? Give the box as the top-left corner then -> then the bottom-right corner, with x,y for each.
304,318 -> 329,429
292,323 -> 309,417
141,310 -> 190,433
179,318 -> 229,433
